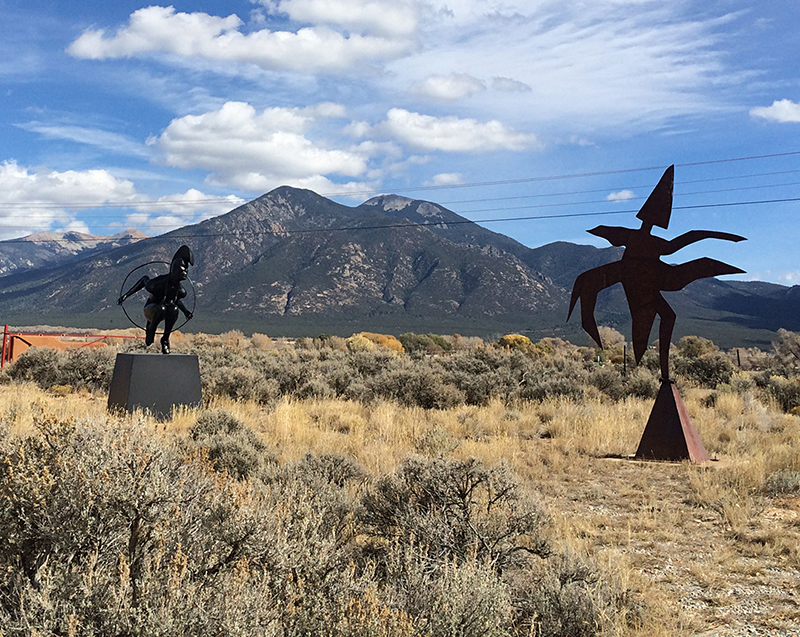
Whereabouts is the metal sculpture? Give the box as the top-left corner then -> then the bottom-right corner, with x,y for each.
568,165 -> 746,460
118,245 -> 195,354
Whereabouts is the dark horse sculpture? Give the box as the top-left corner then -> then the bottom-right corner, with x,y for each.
118,245 -> 194,354
568,165 -> 746,380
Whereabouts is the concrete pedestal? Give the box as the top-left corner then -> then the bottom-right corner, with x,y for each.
108,353 -> 202,419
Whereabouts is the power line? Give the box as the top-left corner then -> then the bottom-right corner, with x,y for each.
317,150 -> 800,198
3,173 -> 800,221
2,150 -> 800,210
438,169 -> 800,205
4,195 -> 800,244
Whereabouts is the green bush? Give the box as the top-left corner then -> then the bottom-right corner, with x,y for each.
509,552 -> 635,637
0,412 -> 649,636
399,332 -> 452,355
359,455 -> 549,572
190,409 -> 276,480
674,351 -> 735,388
7,347 -> 63,387
7,346 -> 115,391
765,375 -> 800,412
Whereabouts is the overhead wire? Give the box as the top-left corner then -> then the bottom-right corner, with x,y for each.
3,195 -> 800,243
2,177 -> 800,223
2,172 -> 800,221
1,150 -> 800,211
1,150 -> 800,242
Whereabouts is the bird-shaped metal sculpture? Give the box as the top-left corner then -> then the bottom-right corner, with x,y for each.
567,165 -> 746,380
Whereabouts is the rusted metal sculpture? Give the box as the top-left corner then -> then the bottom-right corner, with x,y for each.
568,165 -> 746,461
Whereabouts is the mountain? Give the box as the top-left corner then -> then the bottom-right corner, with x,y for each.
0,188 -> 562,335
0,187 -> 796,348
0,229 -> 147,276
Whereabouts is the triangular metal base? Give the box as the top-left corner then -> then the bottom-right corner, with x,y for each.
635,381 -> 709,462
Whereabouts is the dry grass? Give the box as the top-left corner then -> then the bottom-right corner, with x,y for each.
1,380 -> 798,636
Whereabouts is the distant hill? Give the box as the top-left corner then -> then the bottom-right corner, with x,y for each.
0,229 -> 146,276
0,187 -> 796,348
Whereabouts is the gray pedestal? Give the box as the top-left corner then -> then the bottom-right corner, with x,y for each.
108,353 -> 202,419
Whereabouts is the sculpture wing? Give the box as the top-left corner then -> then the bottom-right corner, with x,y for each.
659,258 -> 745,292
568,261 -> 624,349
662,230 -> 746,255
587,225 -> 633,247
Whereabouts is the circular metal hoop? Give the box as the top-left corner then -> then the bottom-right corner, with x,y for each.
118,261 -> 196,333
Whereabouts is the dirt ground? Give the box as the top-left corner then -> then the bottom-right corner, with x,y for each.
536,453 -> 800,636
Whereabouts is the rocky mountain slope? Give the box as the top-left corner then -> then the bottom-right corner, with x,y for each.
0,229 -> 146,276
0,187 -> 796,347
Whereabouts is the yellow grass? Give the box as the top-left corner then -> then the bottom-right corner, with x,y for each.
1,381 -> 798,636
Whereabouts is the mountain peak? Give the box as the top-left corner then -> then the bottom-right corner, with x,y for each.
363,194 -> 415,211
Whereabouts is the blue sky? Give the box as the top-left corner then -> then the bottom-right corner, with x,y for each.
2,0 -> 799,284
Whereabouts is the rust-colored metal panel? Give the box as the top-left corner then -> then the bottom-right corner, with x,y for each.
635,381 -> 709,462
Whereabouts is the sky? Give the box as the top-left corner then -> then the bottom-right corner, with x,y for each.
1,0 -> 800,284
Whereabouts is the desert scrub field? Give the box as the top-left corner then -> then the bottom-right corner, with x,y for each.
0,329 -> 798,636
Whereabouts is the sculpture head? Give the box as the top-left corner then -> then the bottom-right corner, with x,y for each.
636,165 -> 674,230
170,245 -> 194,282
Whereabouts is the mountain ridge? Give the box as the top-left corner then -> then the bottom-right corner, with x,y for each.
0,186 -> 797,348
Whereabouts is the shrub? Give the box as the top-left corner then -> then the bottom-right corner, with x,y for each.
0,416 -> 280,635
623,367 -> 660,399
285,452 -> 367,488
372,365 -> 466,409
597,325 -> 626,351
398,332 -> 452,355
7,347 -> 115,392
674,351 -> 735,388
498,333 -> 535,353
519,375 -> 585,402
359,456 -> 549,572
763,469 -> 800,495
772,328 -> 800,373
190,409 -> 275,480
386,547 -> 513,637
676,335 -> 717,358
357,332 -> 405,354
765,375 -> 800,412
589,367 -> 625,401
250,332 -> 273,350
347,334 -> 376,352
7,347 -> 62,387
58,347 -> 116,391
509,552 -> 631,637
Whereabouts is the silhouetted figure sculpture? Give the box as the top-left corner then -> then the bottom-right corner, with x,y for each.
118,245 -> 194,354
568,165 -> 745,380
568,165 -> 746,462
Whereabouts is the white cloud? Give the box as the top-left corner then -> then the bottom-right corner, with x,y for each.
778,270 -> 800,286
123,189 -> 248,234
607,189 -> 635,202
411,73 -> 485,102
0,161 -> 249,239
750,99 -> 800,123
17,123 -> 150,158
152,101 -> 376,192
381,108 -> 537,152
386,0 -> 744,131
492,77 -> 532,93
344,121 -> 372,138
265,0 -> 419,37
0,161 -> 141,239
425,173 -> 464,186
136,189 -> 245,221
67,5 -> 414,73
